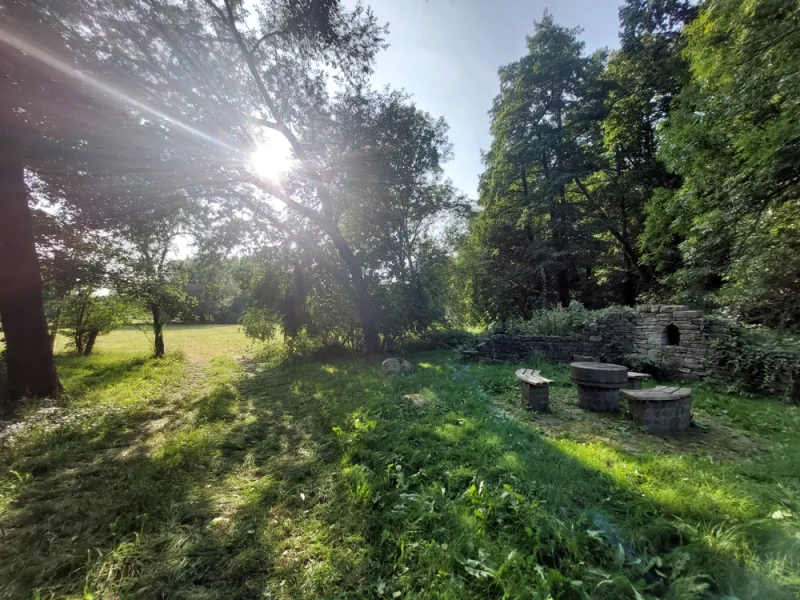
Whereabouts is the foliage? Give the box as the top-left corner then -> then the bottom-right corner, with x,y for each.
59,291 -> 141,355
710,324 -> 800,403
1,329 -> 799,598
182,257 -> 245,324
504,302 -> 633,336
622,352 -> 679,380
651,0 -> 800,322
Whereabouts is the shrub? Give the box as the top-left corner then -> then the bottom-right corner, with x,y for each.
504,302 -> 633,336
622,353 -> 678,381
710,327 -> 800,403
398,327 -> 480,353
60,291 -> 139,356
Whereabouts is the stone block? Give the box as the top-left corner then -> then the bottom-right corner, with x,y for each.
673,310 -> 702,319
659,305 -> 689,313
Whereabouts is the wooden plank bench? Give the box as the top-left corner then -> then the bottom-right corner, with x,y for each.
515,368 -> 552,412
627,371 -> 652,390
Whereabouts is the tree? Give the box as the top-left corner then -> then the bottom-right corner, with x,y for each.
0,2 -> 71,405
1,0 -> 389,354
574,0 -> 695,303
233,86 -> 467,349
110,210 -> 193,357
652,0 -> 800,323
475,13 -> 608,316
60,291 -> 137,355
183,257 -> 242,323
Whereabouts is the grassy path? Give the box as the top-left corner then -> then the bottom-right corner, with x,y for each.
1,327 -> 799,599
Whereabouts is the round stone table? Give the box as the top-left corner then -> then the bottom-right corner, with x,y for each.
569,362 -> 629,412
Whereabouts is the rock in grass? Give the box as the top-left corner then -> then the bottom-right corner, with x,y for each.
382,358 -> 412,376
403,394 -> 427,406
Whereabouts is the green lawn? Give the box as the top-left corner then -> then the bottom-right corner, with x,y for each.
1,326 -> 799,599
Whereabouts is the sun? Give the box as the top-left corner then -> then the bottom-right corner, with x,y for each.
248,132 -> 294,181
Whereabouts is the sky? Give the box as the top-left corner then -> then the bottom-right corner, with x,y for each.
348,0 -> 624,198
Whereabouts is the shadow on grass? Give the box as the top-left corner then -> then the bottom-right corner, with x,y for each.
56,354 -> 151,392
1,351 -> 797,599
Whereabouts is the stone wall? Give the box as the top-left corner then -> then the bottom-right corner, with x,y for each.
460,306 -> 715,379
632,305 -> 710,378
460,311 -> 636,364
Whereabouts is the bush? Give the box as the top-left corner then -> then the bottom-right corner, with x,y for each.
710,327 -> 800,403
504,302 -> 633,336
397,328 -> 480,353
621,353 -> 677,381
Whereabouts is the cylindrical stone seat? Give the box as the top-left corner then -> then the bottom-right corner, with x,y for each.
569,362 -> 628,412
622,386 -> 692,435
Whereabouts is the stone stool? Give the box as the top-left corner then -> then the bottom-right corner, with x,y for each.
622,386 -> 693,435
569,362 -> 628,412
515,368 -> 552,412
627,371 -> 652,390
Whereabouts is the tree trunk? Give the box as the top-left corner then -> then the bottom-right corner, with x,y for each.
49,298 -> 64,351
150,303 -> 165,357
326,228 -> 381,354
557,270 -> 570,308
83,330 -> 98,356
74,333 -> 84,355
0,155 -> 60,410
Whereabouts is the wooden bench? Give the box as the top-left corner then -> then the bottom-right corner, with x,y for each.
627,371 -> 652,390
515,368 -> 552,412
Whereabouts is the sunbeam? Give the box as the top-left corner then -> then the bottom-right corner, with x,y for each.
0,24 -> 241,154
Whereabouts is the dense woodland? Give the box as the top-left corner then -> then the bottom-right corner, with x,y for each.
1,0 -> 800,410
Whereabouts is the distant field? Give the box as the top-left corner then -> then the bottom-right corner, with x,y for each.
54,323 -> 255,362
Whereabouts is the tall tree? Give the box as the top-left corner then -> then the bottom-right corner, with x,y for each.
0,0 -> 389,376
0,42 -> 63,405
478,13 -> 607,312
576,0 -> 695,303
652,0 -> 800,325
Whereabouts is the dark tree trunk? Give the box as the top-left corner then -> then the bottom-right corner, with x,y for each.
74,334 -> 84,355
49,299 -> 64,351
0,155 -> 61,410
326,228 -> 381,354
557,270 -> 570,308
150,303 -> 165,357
83,330 -> 98,356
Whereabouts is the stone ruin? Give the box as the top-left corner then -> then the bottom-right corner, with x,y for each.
461,305 -> 715,379
633,306 -> 708,377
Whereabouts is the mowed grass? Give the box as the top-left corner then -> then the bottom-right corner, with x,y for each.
53,324 -> 256,363
1,327 -> 798,599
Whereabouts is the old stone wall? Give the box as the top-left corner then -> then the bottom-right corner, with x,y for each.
461,311 -> 636,363
460,306 -> 716,379
633,306 -> 710,378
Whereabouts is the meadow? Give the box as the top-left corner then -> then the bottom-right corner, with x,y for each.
1,325 -> 798,599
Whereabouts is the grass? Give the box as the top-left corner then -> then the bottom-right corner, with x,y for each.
1,327 -> 799,599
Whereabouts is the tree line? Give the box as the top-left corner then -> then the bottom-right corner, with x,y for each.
460,0 -> 800,329
0,0 -> 467,411
1,0 -> 799,413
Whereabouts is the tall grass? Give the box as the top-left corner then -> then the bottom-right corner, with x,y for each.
507,303 -> 633,336
1,327 -> 798,599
